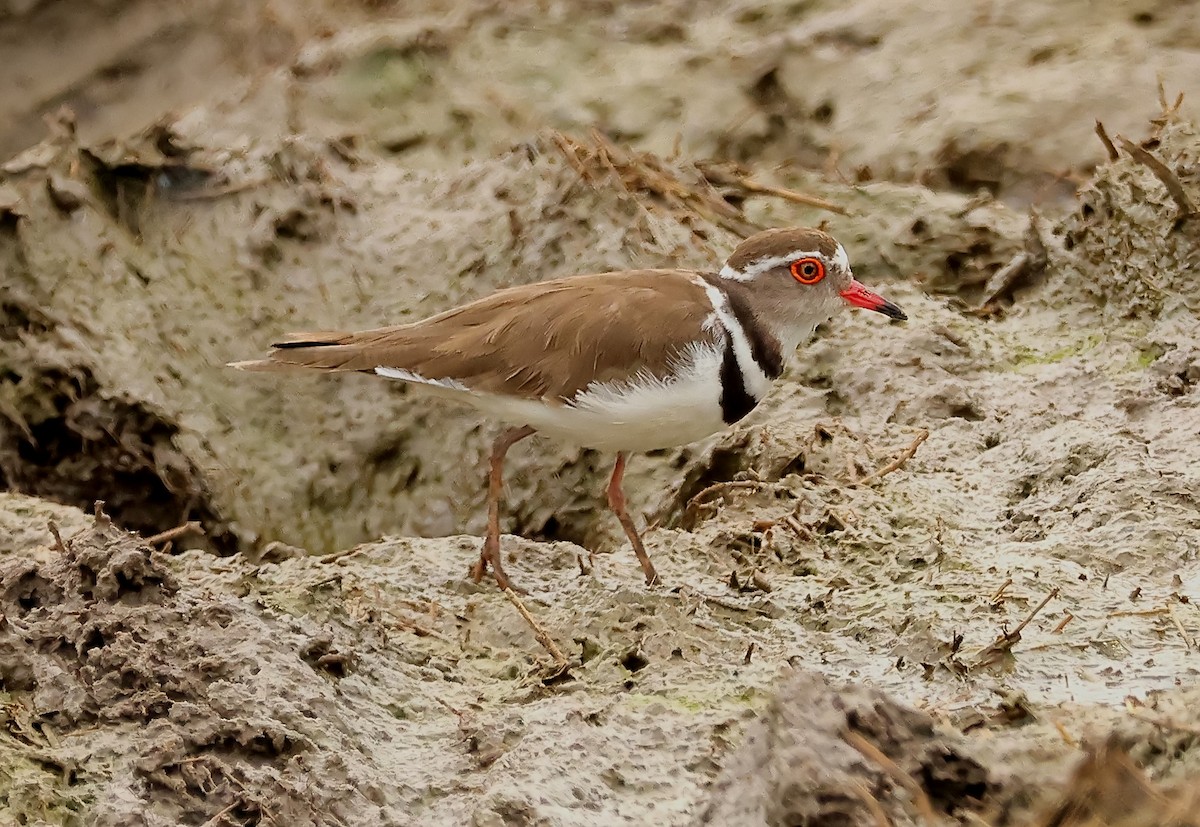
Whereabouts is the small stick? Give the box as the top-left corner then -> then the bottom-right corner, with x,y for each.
973,587 -> 1060,666
1094,120 -> 1119,162
683,479 -> 791,526
170,176 -> 271,201
200,802 -> 240,827
990,577 -> 1013,603
1050,718 -> 1077,747
47,521 -> 67,554
503,588 -> 569,670
378,607 -> 447,641
743,642 -> 755,664
1051,612 -> 1075,634
1116,135 -> 1198,225
843,729 -> 940,825
730,175 -> 849,216
687,479 -> 779,507
143,520 -> 202,546
859,430 -> 929,486
1169,605 -> 1194,650
1011,587 -> 1060,639
782,515 -> 812,541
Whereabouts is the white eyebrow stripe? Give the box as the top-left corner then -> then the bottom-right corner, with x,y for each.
718,243 -> 850,281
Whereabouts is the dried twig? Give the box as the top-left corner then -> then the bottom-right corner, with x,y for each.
169,176 -> 271,201
47,521 -> 67,554
378,607 -> 447,641
503,588 -> 569,671
1051,612 -> 1075,634
782,515 -> 812,541
843,729 -> 940,825
969,210 -> 1049,314
1116,135 -> 1198,227
699,162 -> 849,215
1094,120 -> 1119,162
974,587 -> 1060,666
1169,605 -> 1194,650
990,577 -> 1014,604
682,479 -> 792,527
1050,718 -> 1077,747
1010,587 -> 1061,638
143,520 -> 202,546
200,802 -> 240,827
858,430 -> 929,486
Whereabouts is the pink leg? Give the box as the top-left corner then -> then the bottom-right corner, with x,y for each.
606,452 -> 660,586
470,426 -> 535,590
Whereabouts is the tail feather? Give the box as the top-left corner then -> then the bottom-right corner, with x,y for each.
228,330 -> 380,373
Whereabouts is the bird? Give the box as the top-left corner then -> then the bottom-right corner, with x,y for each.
230,227 -> 906,591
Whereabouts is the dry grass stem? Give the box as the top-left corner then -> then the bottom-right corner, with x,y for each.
990,577 -> 1014,603
1125,707 -> 1200,738
1094,120 -> 1119,161
47,520 -> 67,554
143,520 -> 203,546
683,479 -> 791,526
503,588 -> 569,670
1051,612 -> 1075,634
859,429 -> 929,485
1116,135 -> 1198,226
1169,605 -> 1194,650
701,163 -> 850,215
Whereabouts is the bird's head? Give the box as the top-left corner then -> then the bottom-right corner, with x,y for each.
719,227 -> 906,349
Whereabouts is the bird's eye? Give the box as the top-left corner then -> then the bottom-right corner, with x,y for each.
790,257 -> 826,285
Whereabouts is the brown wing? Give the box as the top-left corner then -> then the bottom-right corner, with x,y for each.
230,270 -> 719,401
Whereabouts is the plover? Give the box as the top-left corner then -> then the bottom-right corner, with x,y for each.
231,227 -> 906,590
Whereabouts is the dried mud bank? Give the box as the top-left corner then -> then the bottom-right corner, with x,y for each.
0,113 -> 1198,825
0,4 -> 1199,822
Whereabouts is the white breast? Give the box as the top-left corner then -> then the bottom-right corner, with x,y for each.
466,340 -> 729,453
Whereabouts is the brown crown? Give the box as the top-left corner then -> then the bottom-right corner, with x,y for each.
724,228 -> 841,273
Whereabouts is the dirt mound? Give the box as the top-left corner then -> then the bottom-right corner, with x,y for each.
3,501 -> 1198,825
695,670 -> 992,825
1059,110 -> 1200,319
0,505 -> 395,826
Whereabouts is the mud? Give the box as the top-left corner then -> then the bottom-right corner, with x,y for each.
1,0 -> 1200,825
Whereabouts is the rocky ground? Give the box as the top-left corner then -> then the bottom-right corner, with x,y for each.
1,1 -> 1199,825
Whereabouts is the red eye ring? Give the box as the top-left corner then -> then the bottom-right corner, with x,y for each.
790,257 -> 826,285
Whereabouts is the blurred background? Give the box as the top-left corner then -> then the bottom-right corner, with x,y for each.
3,0 -> 1196,197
